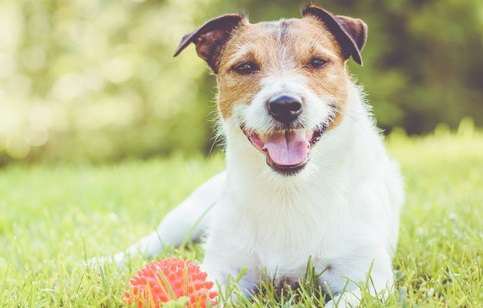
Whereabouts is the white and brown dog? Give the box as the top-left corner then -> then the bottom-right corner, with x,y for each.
99,5 -> 404,307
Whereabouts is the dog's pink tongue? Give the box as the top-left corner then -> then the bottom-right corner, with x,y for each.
264,130 -> 309,166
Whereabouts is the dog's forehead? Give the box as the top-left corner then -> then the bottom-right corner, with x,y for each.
224,17 -> 341,59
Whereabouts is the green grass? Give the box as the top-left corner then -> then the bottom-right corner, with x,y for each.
0,128 -> 482,307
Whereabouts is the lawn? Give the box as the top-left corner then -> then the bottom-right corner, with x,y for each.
0,126 -> 481,307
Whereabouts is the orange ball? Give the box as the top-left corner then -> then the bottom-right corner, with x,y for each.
124,258 -> 217,308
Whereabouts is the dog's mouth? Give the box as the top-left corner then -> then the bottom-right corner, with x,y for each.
241,124 -> 327,176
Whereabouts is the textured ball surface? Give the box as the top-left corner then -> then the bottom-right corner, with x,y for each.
124,258 -> 217,308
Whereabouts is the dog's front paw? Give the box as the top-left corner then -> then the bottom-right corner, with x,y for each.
325,291 -> 361,308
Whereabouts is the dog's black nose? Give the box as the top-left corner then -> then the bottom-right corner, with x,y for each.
267,95 -> 302,123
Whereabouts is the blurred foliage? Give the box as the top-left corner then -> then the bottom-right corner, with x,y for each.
0,0 -> 481,165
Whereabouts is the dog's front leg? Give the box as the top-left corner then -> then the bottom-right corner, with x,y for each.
324,276 -> 392,308
201,251 -> 259,303
322,251 -> 394,308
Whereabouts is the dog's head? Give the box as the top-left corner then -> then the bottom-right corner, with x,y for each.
174,5 -> 367,176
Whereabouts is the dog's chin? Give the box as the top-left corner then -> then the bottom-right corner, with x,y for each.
241,124 -> 326,177
266,156 -> 308,176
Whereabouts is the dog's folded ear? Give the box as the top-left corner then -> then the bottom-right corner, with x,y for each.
173,14 -> 247,73
302,6 -> 368,65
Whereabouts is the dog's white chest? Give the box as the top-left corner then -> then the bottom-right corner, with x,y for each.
223,180 -> 350,277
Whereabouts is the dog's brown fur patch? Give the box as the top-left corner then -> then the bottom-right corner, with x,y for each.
216,16 -> 350,129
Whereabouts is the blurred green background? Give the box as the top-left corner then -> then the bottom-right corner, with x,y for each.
0,0 -> 481,165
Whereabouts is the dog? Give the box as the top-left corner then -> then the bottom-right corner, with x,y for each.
96,5 -> 404,307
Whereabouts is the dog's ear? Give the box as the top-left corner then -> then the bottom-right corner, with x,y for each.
302,5 -> 367,65
173,14 -> 247,73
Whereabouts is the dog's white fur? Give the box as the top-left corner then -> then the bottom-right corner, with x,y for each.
98,76 -> 403,306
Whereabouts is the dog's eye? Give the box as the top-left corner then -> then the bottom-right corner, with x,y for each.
307,57 -> 329,69
232,62 -> 258,75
